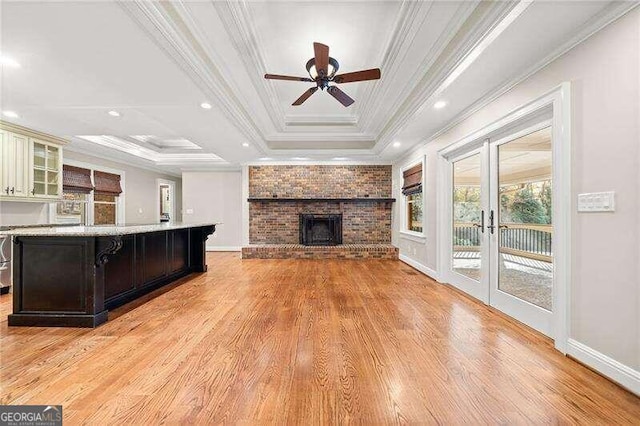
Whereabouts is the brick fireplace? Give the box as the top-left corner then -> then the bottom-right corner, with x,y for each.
243,165 -> 398,259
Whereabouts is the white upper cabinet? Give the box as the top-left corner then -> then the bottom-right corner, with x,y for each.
0,121 -> 66,201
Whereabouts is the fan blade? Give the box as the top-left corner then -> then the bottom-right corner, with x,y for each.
327,86 -> 355,107
313,42 -> 329,77
292,87 -> 318,106
265,74 -> 313,82
333,68 -> 381,84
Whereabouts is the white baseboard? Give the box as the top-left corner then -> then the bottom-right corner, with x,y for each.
567,338 -> 640,396
399,254 -> 440,282
206,245 -> 241,252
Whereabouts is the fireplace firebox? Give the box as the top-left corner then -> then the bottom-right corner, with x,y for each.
299,214 -> 342,246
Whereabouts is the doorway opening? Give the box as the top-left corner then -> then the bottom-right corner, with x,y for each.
156,179 -> 175,223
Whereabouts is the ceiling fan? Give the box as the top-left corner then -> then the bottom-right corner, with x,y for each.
264,42 -> 381,107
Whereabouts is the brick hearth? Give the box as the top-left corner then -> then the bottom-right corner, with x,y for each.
242,244 -> 399,260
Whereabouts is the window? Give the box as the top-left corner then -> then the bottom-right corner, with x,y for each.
56,165 -> 123,225
402,162 -> 423,233
406,192 -> 423,233
57,192 -> 89,224
93,171 -> 122,225
94,193 -> 118,225
56,165 -> 93,225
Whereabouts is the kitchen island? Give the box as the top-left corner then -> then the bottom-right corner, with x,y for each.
2,222 -> 217,327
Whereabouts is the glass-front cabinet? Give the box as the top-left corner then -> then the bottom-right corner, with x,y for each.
0,121 -> 66,201
31,140 -> 61,198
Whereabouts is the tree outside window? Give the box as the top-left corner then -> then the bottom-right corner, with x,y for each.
407,192 -> 423,233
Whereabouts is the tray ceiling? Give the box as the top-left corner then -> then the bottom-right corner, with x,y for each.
0,1 -> 635,174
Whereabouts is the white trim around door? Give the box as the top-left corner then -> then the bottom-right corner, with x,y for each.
156,178 -> 176,224
437,83 -> 571,354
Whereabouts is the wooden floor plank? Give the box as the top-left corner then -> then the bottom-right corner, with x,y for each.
1,252 -> 639,424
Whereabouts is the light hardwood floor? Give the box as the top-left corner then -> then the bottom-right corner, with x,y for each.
1,253 -> 639,424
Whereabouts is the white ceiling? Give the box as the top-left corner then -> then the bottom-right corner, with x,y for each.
0,0 -> 635,176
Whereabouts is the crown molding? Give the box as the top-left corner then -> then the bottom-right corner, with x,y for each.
372,0 -> 519,154
212,0 -> 286,132
119,0 -> 268,153
64,142 -> 183,178
393,0 -> 640,163
354,0 -> 436,130
0,120 -> 69,145
244,159 -> 392,167
284,115 -> 358,127
265,132 -> 374,143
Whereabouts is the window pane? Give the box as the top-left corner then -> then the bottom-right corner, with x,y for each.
95,193 -> 116,203
497,127 -> 553,311
407,192 -> 423,232
57,192 -> 87,224
452,153 -> 482,281
94,202 -> 116,225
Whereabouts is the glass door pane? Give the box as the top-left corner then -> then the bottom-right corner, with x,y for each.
452,153 -> 483,281
496,127 -> 553,311
47,146 -> 59,170
33,143 -> 46,168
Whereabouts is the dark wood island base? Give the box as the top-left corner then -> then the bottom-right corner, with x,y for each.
6,224 -> 216,328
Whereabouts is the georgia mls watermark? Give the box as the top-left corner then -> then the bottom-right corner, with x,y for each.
0,405 -> 62,426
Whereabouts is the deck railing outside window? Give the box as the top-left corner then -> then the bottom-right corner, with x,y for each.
454,222 -> 552,262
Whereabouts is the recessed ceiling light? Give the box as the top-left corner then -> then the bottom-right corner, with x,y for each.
200,102 -> 212,109
259,157 -> 273,161
0,54 -> 20,68
2,111 -> 19,118
333,157 -> 349,161
434,100 -> 447,109
292,157 -> 310,161
393,142 -> 401,148
242,142 -> 249,147
108,110 -> 120,117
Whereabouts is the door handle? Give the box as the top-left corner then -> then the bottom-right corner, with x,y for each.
10,187 -> 14,194
487,210 -> 495,234
31,188 -> 35,195
4,187 -> 8,195
472,210 -> 485,233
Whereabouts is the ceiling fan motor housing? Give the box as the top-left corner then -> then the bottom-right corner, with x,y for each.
306,57 -> 340,89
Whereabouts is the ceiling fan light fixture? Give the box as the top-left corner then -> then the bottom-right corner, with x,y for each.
265,42 -> 380,107
306,57 -> 339,80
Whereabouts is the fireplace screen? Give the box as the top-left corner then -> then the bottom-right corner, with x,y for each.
299,214 -> 343,246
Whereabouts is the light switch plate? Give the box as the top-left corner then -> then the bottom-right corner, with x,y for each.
185,208 -> 194,214
577,191 -> 615,212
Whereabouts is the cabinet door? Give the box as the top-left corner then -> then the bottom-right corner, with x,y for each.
0,130 -> 7,195
10,133 -> 29,197
46,144 -> 60,197
2,132 -> 29,197
31,140 -> 47,197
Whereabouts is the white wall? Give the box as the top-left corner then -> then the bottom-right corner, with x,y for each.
182,171 -> 243,250
393,9 -> 640,387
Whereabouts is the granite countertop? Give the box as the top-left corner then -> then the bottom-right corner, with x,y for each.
0,222 -> 220,237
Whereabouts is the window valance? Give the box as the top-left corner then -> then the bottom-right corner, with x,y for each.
94,171 -> 122,195
62,165 -> 93,194
402,163 -> 422,195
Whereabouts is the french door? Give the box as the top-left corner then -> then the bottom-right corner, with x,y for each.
446,123 -> 554,337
